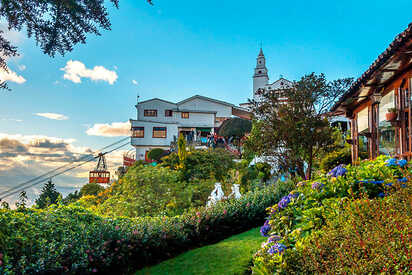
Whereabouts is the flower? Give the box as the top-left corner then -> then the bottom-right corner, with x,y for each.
92,268 -> 98,273
398,177 -> 407,183
268,243 -> 287,255
328,164 -> 347,178
311,182 -> 324,190
297,181 -> 306,187
260,220 -> 271,237
378,192 -> 385,198
278,195 -> 291,209
398,159 -> 408,167
268,235 -> 281,243
385,182 -> 393,187
386,158 -> 398,167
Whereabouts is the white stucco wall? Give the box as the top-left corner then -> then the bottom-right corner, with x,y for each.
178,98 -> 232,118
137,99 -> 177,122
130,120 -> 179,148
173,111 -> 215,127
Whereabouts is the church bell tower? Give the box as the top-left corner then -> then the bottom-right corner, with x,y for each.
253,48 -> 269,99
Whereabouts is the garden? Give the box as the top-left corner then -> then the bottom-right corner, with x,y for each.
252,156 -> 412,274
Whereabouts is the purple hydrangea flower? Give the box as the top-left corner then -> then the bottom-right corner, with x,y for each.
311,181 -> 324,190
288,192 -> 299,199
398,159 -> 408,168
278,195 -> 291,209
260,220 -> 271,237
398,177 -> 407,183
268,235 -> 281,243
386,182 -> 393,187
386,158 -> 398,167
378,192 -> 385,198
268,243 -> 287,255
328,164 -> 347,178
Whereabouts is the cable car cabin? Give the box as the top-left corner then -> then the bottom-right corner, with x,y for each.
89,171 -> 110,184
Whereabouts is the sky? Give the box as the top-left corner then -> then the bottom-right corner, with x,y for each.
0,0 -> 411,205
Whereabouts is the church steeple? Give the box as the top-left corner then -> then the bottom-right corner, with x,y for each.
253,48 -> 269,96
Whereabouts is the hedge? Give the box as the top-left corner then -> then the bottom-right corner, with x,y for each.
0,181 -> 294,274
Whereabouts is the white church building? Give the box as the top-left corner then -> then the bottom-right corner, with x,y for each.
130,95 -> 250,160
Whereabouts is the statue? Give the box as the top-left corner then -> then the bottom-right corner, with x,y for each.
227,184 -> 241,199
206,183 -> 225,207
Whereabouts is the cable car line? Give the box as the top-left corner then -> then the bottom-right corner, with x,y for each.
0,140 -> 130,201
0,137 -> 130,198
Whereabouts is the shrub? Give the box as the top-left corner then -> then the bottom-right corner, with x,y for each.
180,149 -> 234,181
252,156 -> 412,274
294,186 -> 412,274
80,182 -> 105,196
0,182 -> 293,274
147,148 -> 168,162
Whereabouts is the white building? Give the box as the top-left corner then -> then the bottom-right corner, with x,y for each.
240,48 -> 293,109
130,95 -> 250,160
241,48 -> 349,130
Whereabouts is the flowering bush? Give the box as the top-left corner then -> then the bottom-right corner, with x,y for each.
0,181 -> 294,274
252,156 -> 411,274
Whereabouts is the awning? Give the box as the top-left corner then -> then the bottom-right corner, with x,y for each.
197,128 -> 212,132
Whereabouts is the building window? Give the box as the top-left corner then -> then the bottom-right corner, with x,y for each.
181,112 -> 189,119
153,127 -> 167,138
144,109 -> 157,117
165,110 -> 173,117
132,127 -> 144,138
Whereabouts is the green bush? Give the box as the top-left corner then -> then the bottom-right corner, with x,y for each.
147,148 -> 168,162
294,186 -> 412,274
0,182 -> 293,274
80,182 -> 105,196
180,149 -> 234,181
252,156 -> 412,274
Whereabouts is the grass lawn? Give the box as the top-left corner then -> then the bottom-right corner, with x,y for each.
136,227 -> 265,275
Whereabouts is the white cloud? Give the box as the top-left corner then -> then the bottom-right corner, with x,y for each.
35,113 -> 69,120
0,133 -> 131,206
0,67 -> 26,84
61,60 -> 118,85
1,118 -> 22,122
132,79 -> 138,86
86,121 -> 131,137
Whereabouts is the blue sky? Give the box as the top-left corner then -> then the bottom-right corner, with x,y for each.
0,0 -> 411,203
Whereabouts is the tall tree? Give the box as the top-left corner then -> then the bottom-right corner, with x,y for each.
0,0 -> 153,89
246,73 -> 353,179
35,179 -> 61,208
15,190 -> 28,209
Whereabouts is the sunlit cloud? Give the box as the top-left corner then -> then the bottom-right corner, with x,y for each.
86,121 -> 131,137
35,112 -> 69,120
61,60 -> 118,85
0,67 -> 26,84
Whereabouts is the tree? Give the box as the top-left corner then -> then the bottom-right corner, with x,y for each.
62,190 -> 82,204
218,118 -> 252,138
0,0 -> 153,90
80,182 -> 104,196
15,190 -> 28,209
177,134 -> 187,167
246,73 -> 353,179
115,166 -> 127,179
147,148 -> 167,162
35,179 -> 61,208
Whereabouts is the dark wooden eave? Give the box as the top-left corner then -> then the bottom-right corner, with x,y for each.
332,22 -> 412,113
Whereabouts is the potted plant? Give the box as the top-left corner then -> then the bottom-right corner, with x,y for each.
386,107 -> 398,121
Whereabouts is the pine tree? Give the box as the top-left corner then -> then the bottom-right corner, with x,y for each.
35,179 -> 61,209
15,190 -> 28,209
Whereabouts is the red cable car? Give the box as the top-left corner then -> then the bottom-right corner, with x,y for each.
89,153 -> 110,184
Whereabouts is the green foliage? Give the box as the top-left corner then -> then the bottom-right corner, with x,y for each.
180,149 -> 234,182
178,134 -> 187,166
138,227 -> 266,275
147,148 -> 167,162
35,180 -> 61,209
62,190 -> 81,205
218,117 -> 252,138
295,186 -> 411,274
80,182 -> 105,196
252,156 -> 412,274
247,74 -> 353,179
0,183 -> 293,274
15,191 -> 28,210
